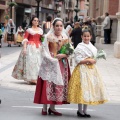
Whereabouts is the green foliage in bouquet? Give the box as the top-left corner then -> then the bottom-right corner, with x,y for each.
94,49 -> 106,60
40,36 -> 44,42
0,29 -> 2,35
58,43 -> 74,55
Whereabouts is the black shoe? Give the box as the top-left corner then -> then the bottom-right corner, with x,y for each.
10,44 -> 11,47
0,99 -> 1,104
77,111 -> 86,117
84,113 -> 91,118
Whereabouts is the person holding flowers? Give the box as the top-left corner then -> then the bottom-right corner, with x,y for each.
34,18 -> 72,116
12,16 -> 43,84
67,29 -> 108,118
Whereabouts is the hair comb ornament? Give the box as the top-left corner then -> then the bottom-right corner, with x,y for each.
82,26 -> 91,31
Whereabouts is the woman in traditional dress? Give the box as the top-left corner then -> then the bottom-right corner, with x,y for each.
6,19 -> 16,47
34,18 -> 71,116
12,16 -> 43,84
16,26 -> 24,47
67,29 -> 108,118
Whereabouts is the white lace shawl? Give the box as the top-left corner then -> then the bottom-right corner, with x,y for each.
74,42 -> 97,64
38,33 -> 68,85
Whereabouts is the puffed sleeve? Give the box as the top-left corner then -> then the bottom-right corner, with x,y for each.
74,44 -> 87,64
22,29 -> 29,44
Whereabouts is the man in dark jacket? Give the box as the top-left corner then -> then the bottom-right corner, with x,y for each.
70,22 -> 82,48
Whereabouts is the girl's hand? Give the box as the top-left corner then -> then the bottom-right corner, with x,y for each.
87,59 -> 96,64
55,54 -> 67,60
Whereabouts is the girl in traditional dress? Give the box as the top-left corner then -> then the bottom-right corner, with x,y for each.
12,16 -> 43,84
16,26 -> 24,47
67,29 -> 108,118
34,18 -> 71,116
6,19 -> 16,47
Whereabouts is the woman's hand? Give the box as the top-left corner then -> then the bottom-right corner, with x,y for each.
55,54 -> 67,60
22,49 -> 27,55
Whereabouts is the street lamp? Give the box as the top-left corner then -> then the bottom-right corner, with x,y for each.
8,0 -> 17,19
35,0 -> 42,18
55,0 -> 60,17
75,0 -> 79,8
74,0 -> 80,22
10,0 -> 12,18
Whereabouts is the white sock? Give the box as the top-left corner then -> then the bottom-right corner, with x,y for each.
50,104 -> 55,111
83,104 -> 88,114
43,104 -> 47,111
78,104 -> 83,114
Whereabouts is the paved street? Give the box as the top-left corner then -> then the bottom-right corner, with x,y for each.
0,41 -> 120,120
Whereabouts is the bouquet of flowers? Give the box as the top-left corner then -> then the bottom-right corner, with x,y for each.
58,43 -> 74,55
94,49 -> 106,60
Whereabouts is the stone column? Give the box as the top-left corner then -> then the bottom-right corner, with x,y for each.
103,0 -> 109,14
89,0 -> 93,17
114,0 -> 120,58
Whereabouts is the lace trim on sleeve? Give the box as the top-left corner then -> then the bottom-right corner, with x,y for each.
22,38 -> 28,44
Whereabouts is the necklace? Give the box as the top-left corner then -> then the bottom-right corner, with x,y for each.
54,33 -> 61,38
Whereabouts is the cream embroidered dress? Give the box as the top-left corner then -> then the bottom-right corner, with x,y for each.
12,28 -> 43,81
67,42 -> 108,105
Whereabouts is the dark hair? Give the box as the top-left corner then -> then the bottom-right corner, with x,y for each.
53,19 -> 63,26
105,12 -> 109,16
82,29 -> 92,36
29,16 -> 38,27
46,16 -> 52,22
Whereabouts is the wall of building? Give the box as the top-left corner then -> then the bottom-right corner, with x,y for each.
89,0 -> 119,44
0,0 -> 7,23
109,0 -> 119,15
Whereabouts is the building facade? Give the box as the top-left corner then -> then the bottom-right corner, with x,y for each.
89,0 -> 118,44
89,0 -> 120,57
0,0 -> 7,24
3,0 -> 66,28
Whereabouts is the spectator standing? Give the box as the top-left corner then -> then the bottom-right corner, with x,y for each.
70,22 -> 82,48
103,12 -> 111,44
43,16 -> 52,34
91,18 -> 97,45
0,24 -> 2,48
6,19 -> 16,47
22,20 -> 27,30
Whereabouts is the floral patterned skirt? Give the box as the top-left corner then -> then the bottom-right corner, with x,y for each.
12,44 -> 42,81
67,64 -> 108,105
